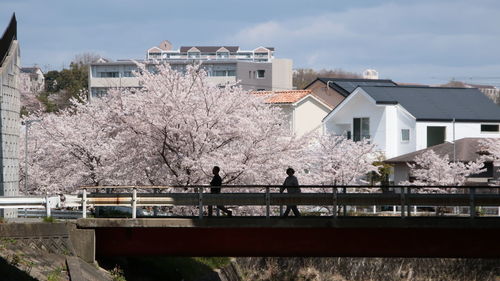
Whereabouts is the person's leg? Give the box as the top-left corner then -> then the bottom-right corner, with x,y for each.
217,205 -> 232,216
283,206 -> 291,217
292,206 -> 301,217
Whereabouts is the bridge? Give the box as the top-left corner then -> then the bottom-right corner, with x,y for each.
1,185 -> 500,261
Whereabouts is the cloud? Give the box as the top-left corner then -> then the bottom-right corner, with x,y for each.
229,0 -> 500,84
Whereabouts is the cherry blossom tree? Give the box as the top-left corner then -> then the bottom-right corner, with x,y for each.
21,63 -> 380,216
21,64 -> 307,195
480,138 -> 500,162
403,150 -> 485,191
303,134 -> 378,186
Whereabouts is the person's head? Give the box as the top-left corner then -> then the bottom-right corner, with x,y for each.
212,166 -> 220,175
286,168 -> 295,176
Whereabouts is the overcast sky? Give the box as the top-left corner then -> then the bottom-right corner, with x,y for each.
1,0 -> 500,85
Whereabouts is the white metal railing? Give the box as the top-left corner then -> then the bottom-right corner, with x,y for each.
0,194 -> 81,218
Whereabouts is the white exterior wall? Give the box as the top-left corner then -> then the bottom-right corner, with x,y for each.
293,97 -> 330,136
396,107 -> 417,156
415,121 -> 500,150
323,90 -> 387,154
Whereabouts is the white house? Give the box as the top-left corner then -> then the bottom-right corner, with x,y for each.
323,86 -> 500,159
255,90 -> 332,136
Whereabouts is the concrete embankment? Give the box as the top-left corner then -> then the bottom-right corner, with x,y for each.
0,221 -> 111,281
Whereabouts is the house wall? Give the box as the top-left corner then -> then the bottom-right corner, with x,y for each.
306,80 -> 345,109
393,163 -> 410,184
294,97 -> 330,136
323,90 -> 387,153
396,107 -> 417,156
415,121 -> 500,150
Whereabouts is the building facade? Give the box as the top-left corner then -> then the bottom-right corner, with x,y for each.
0,14 -> 20,218
89,41 -> 292,99
20,66 -> 44,93
323,86 -> 500,159
254,90 -> 332,136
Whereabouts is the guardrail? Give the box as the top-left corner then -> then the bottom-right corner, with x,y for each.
79,185 -> 500,219
1,186 -> 498,219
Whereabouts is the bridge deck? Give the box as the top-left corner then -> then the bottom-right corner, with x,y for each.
77,217 -> 500,258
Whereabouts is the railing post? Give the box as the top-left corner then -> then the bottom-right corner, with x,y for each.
198,187 -> 203,219
469,187 -> 476,218
332,187 -> 337,218
265,187 -> 270,219
45,194 -> 51,217
82,188 -> 87,219
343,187 -> 347,216
400,187 -> 405,218
132,188 -> 137,219
407,187 -> 411,217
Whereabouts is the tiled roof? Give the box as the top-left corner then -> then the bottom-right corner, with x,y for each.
305,78 -> 397,97
252,90 -> 312,104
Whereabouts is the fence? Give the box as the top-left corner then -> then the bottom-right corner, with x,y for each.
78,185 -> 500,219
1,185 -> 499,219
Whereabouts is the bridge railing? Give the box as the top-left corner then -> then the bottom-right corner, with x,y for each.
78,185 -> 500,219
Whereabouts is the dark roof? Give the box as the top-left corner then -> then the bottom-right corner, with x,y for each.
359,86 -> 500,122
0,13 -> 16,68
179,46 -> 240,53
385,138 -> 490,163
21,67 -> 39,73
305,78 -> 397,97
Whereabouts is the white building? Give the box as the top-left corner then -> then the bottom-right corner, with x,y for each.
89,41 -> 293,100
255,90 -> 332,136
0,14 -> 20,218
20,66 -> 44,93
323,86 -> 500,159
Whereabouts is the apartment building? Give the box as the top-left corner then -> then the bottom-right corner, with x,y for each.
0,14 -> 20,218
89,41 -> 292,99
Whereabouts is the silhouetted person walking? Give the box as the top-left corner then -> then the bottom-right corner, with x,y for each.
208,166 -> 232,217
280,168 -> 301,217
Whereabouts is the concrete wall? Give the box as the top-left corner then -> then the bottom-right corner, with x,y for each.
0,40 -> 20,218
236,61 -> 273,91
271,58 -> 292,91
306,80 -> 346,109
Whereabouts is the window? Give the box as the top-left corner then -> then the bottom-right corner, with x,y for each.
401,129 -> 410,142
188,51 -> 200,59
353,117 -> 369,141
123,71 -> 134,77
98,72 -> 119,78
216,52 -> 229,59
257,70 -> 265,78
481,124 -> 499,133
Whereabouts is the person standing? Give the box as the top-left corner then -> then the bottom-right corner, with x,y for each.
208,166 -> 232,217
280,168 -> 301,217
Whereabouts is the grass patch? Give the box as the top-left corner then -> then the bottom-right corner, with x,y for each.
47,266 -> 65,281
194,257 -> 231,269
43,216 -> 56,223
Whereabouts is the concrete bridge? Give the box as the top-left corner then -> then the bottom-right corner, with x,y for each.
2,185 -> 500,263
75,217 -> 500,260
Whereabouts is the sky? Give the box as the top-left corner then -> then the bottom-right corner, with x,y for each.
1,0 -> 500,86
